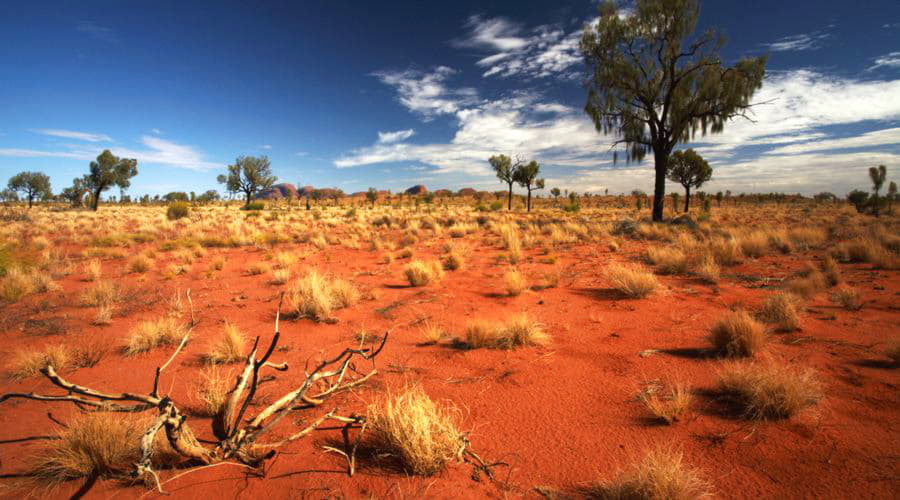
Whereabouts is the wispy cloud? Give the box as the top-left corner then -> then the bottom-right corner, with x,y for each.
31,128 -> 112,142
76,21 -> 117,43
762,30 -> 830,52
869,51 -> 900,71
372,66 -> 479,119
377,129 -> 415,144
258,144 -> 272,150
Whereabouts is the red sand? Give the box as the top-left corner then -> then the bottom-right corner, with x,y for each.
1,236 -> 898,498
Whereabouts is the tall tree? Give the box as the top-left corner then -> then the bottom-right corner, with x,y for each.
489,154 -> 520,210
366,188 -> 378,207
868,164 -> 887,217
580,0 -> 766,221
550,187 -> 561,204
61,177 -> 89,208
83,150 -> 138,211
7,171 -> 51,208
666,149 -> 712,212
888,181 -> 897,215
217,156 -> 276,207
513,160 -> 545,212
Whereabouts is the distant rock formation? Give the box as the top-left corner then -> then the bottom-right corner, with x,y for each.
297,185 -> 315,197
405,185 -> 428,195
433,189 -> 453,198
257,183 -> 298,200
457,188 -> 477,197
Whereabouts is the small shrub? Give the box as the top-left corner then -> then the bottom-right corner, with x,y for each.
694,254 -> 720,284
709,238 -> 743,266
588,447 -> 711,499
247,262 -> 270,276
365,386 -> 465,476
646,247 -> 688,275
404,260 -> 444,287
739,231 -> 769,258
241,201 -> 265,211
603,264 -> 658,298
8,345 -> 72,380
638,379 -> 693,425
79,281 -> 118,307
195,366 -> 231,417
271,268 -> 291,285
287,270 -> 359,320
716,361 -> 822,419
707,310 -> 767,357
820,255 -> 842,286
759,292 -> 801,332
830,286 -> 862,311
127,255 -> 153,274
125,317 -> 188,355
419,322 -> 445,344
443,252 -> 464,271
0,268 -> 35,302
503,269 -> 527,296
465,313 -> 548,349
786,267 -> 826,299
166,202 -> 190,220
204,322 -> 247,364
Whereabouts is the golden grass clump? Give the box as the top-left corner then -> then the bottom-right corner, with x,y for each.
365,386 -> 464,476
419,322 -> 445,344
271,268 -> 291,285
443,251 -> 464,271
27,413 -> 178,486
287,270 -> 359,320
465,313 -> 548,349
1,268 -> 35,302
79,280 -> 118,307
503,269 -> 528,296
739,231 -> 769,258
204,322 -> 247,364
646,246 -> 688,275
707,310 -> 767,357
247,261 -> 270,276
404,259 -> 444,287
638,379 -> 693,425
8,345 -> 72,380
84,258 -> 102,281
195,366 -> 232,417
759,292 -> 802,332
709,238 -> 743,266
820,255 -> 842,286
785,266 -> 827,299
127,254 -> 153,273
603,264 -> 659,298
716,361 -> 822,419
125,317 -> 188,355
830,286 -> 862,311
589,447 -> 711,499
694,254 -> 720,284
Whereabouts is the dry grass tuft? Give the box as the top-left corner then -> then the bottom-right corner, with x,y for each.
830,286 -> 862,311
739,231 -> 769,258
465,313 -> 548,349
271,268 -> 291,285
79,281 -> 118,307
638,379 -> 693,425
287,270 -> 359,320
646,247 -> 688,275
707,310 -> 767,357
503,269 -> 528,296
204,322 -> 247,364
195,366 -> 232,417
694,254 -> 720,284
716,361 -> 822,419
443,252 -> 464,271
127,255 -> 153,274
587,447 -> 711,499
604,264 -> 659,298
759,292 -> 801,332
27,413 -> 178,486
419,322 -> 445,344
820,255 -> 842,286
404,259 -> 444,287
365,386 -> 465,476
785,267 -> 826,300
84,259 -> 102,281
8,345 -> 72,380
125,317 -> 188,355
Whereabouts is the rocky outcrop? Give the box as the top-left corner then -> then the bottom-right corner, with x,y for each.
405,185 -> 428,195
257,183 -> 298,200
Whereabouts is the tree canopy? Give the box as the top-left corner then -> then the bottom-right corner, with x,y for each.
7,171 -> 52,208
513,160 -> 545,212
217,156 -> 276,206
580,0 -> 766,221
83,150 -> 138,211
666,148 -> 711,212
489,154 -> 520,210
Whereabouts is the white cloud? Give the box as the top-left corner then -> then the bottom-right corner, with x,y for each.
869,52 -> 900,71
453,15 -> 529,51
377,129 -> 415,144
765,127 -> 900,155
0,148 -> 93,160
31,128 -> 112,142
762,31 -> 830,52
259,144 -> 272,150
151,128 -> 162,135
373,66 -> 480,119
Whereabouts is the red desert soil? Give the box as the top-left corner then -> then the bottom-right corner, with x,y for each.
1,233 -> 898,498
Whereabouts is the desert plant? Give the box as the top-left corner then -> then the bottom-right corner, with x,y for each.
8,345 -> 72,380
646,246 -> 688,275
759,292 -> 801,332
195,366 -> 232,417
404,259 -> 444,287
204,322 -> 247,364
465,313 -> 548,349
739,231 -> 769,258
286,270 -> 359,320
588,447 -> 711,499
166,202 -> 190,220
128,254 -> 153,274
443,252 -> 464,271
503,269 -> 528,296
419,322 -> 445,344
694,254 -> 720,283
365,386 -> 465,475
125,317 -> 188,355
271,268 -> 291,285
707,310 -> 766,357
604,264 -> 658,298
79,280 -> 118,307
638,379 -> 693,425
716,361 -> 822,419
830,286 -> 862,311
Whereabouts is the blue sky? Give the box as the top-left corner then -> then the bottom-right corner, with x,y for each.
1,0 -> 899,198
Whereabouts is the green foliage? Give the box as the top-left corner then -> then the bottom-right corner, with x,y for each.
164,191 -> 189,202
847,190 -> 869,213
562,203 -> 580,213
217,155 -> 276,206
7,171 -> 52,208
513,160 -> 544,212
366,188 -> 378,206
581,0 -> 766,221
166,202 -> 190,220
667,149 -> 712,212
489,154 -> 517,210
83,150 -> 138,211
241,201 -> 265,211
869,165 -> 887,217
489,201 -> 503,211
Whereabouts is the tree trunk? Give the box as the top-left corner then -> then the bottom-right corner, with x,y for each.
507,182 -> 513,211
92,188 -> 102,211
684,186 -> 691,213
27,195 -> 33,209
526,188 -> 532,212
245,191 -> 252,207
651,151 -> 667,222
873,190 -> 880,217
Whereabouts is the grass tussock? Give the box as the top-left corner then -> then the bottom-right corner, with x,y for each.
419,322 -> 446,344
759,292 -> 802,332
716,361 -> 822,419
195,366 -> 232,417
8,345 -> 72,380
465,313 -> 548,349
604,264 -> 659,298
503,269 -> 527,296
638,379 -> 693,425
79,280 -> 118,307
707,310 -> 767,357
646,247 -> 688,275
27,413 -> 178,486
125,317 -> 188,355
830,286 -> 862,311
443,252 -> 464,271
404,259 -> 444,287
694,254 -> 720,284
365,386 -> 465,476
127,254 -> 153,274
204,322 -> 247,364
587,447 -> 711,499
286,270 -> 359,320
